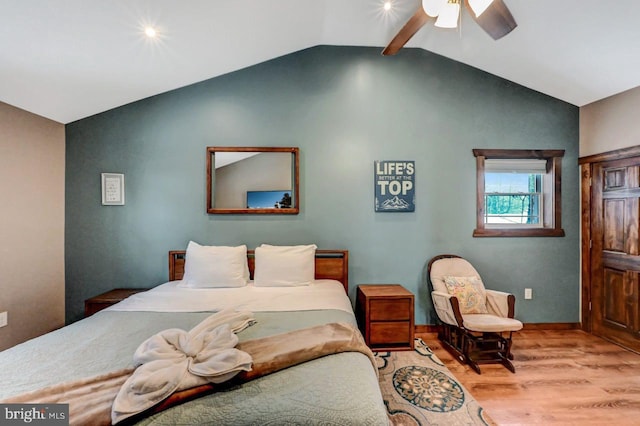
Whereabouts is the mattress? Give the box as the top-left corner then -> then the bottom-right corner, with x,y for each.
0,280 -> 389,425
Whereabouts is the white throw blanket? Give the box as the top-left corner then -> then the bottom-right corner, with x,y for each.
111,309 -> 255,424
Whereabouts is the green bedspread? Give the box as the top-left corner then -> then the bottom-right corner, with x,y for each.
0,310 -> 389,425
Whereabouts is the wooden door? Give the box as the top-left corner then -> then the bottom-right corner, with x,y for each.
591,157 -> 640,353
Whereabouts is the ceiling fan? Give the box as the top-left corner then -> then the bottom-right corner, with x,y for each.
382,0 -> 517,56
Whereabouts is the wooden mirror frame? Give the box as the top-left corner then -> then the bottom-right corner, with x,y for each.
206,146 -> 300,214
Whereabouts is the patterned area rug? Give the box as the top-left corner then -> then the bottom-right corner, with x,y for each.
375,338 -> 495,426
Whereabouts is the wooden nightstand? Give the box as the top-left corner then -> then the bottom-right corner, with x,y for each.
356,284 -> 415,351
84,288 -> 146,317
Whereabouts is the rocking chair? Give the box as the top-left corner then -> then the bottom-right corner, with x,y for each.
428,254 -> 523,374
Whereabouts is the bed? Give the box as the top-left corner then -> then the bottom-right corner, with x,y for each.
0,245 -> 390,425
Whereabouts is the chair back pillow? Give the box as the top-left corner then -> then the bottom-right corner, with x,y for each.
443,276 -> 488,314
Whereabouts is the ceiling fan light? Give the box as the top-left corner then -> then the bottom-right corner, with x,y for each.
144,27 -> 157,38
422,0 -> 448,17
434,1 -> 460,28
468,0 -> 493,17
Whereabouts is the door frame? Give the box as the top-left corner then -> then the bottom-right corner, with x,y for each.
579,145 -> 640,333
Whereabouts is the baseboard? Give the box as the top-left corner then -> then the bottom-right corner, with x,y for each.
521,322 -> 581,330
415,322 -> 581,333
415,325 -> 439,333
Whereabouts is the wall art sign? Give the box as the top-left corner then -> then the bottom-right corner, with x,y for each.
101,173 -> 125,205
374,160 -> 415,212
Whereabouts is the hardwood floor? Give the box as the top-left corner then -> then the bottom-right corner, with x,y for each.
418,329 -> 640,425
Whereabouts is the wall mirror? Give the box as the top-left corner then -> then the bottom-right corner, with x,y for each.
206,147 -> 299,214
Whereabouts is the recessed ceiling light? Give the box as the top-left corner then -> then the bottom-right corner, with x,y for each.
383,1 -> 392,11
144,27 -> 157,38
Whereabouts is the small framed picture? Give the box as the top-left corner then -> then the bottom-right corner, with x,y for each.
101,173 -> 125,205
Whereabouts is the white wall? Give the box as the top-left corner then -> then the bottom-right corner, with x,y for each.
0,101 -> 65,350
580,85 -> 640,157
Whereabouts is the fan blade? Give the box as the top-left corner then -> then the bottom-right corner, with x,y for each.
466,0 -> 517,40
382,7 -> 430,56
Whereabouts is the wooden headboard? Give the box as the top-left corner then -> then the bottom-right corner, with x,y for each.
168,249 -> 349,292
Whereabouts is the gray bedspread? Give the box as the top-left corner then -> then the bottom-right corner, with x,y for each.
0,310 -> 389,425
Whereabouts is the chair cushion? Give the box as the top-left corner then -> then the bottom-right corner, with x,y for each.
430,257 -> 483,294
462,314 -> 523,333
443,276 -> 488,314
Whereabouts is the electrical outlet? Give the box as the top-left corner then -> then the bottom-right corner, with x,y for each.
524,288 -> 533,300
0,311 -> 7,328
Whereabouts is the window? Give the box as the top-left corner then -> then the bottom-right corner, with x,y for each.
484,159 -> 544,226
473,149 -> 565,237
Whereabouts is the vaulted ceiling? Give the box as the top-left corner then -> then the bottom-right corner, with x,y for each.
2,0 -> 639,124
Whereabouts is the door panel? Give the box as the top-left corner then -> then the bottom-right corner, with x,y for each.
602,268 -> 628,328
604,200 -> 624,252
626,199 -> 640,255
592,158 -> 640,352
604,168 -> 626,189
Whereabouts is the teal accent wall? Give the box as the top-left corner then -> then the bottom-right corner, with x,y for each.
65,46 -> 579,324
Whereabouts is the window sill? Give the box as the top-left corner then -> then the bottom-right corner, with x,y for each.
473,228 -> 565,237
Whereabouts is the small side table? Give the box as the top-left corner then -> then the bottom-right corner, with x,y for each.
356,284 -> 415,351
84,288 -> 146,317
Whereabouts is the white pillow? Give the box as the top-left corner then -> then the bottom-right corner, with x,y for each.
253,244 -> 317,287
180,241 -> 250,288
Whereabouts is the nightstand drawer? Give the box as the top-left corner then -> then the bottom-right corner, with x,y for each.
370,322 -> 412,345
370,299 -> 412,321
